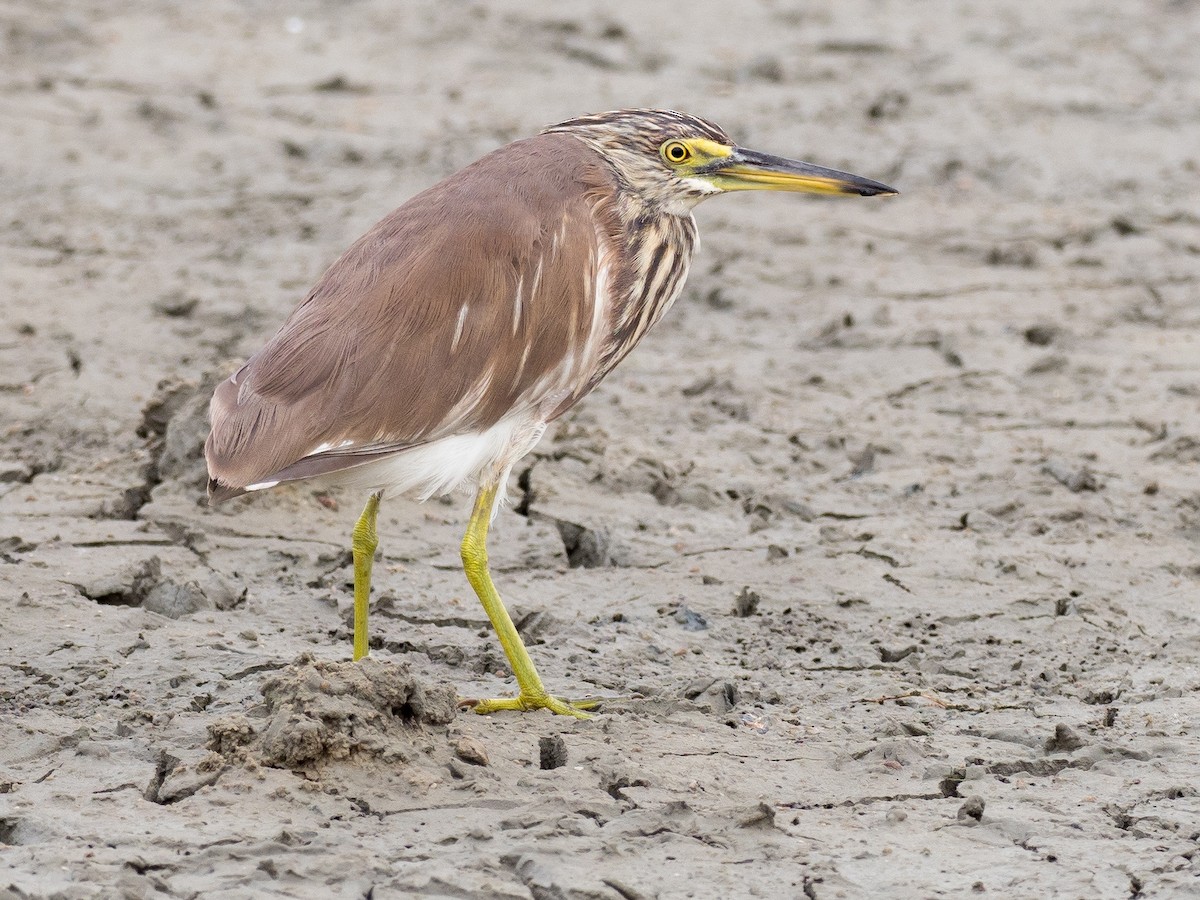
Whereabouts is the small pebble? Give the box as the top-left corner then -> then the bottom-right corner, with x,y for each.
1023,323 -> 1060,346
454,736 -> 489,767
731,587 -> 760,617
1045,723 -> 1086,752
957,796 -> 985,823
539,735 -> 567,770
737,801 -> 776,828
672,603 -> 708,631
879,644 -> 918,663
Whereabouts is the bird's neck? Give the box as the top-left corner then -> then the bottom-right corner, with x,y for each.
593,195 -> 698,381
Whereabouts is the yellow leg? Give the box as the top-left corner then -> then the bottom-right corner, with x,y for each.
351,491 -> 382,661
460,482 -> 594,718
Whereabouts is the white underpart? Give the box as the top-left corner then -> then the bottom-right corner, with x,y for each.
245,375 -> 542,503
451,303 -> 469,352
330,414 -> 547,508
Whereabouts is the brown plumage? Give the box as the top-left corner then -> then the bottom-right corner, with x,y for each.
207,133 -> 623,499
204,109 -> 896,717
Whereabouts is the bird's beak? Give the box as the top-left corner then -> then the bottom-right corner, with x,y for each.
707,148 -> 897,197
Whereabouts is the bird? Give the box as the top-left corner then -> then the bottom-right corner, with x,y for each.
204,109 -> 896,718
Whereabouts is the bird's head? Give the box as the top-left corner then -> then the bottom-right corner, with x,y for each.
543,108 -> 897,215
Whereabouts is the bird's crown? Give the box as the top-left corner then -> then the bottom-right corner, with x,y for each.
542,108 -> 732,152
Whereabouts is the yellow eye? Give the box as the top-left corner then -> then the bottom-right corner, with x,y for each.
661,140 -> 692,164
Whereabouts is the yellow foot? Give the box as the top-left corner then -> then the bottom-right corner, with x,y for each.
459,693 -> 600,719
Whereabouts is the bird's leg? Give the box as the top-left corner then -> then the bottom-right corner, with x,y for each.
460,482 -> 594,718
351,491 -> 382,661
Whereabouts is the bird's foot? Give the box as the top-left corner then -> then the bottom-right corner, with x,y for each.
459,692 -> 599,719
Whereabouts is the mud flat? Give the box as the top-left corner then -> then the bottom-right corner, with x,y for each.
2,2 -> 1199,896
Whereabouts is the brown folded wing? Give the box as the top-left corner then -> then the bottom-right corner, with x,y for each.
205,133 -> 621,496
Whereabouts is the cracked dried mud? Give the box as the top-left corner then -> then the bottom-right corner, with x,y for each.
2,1 -> 1200,897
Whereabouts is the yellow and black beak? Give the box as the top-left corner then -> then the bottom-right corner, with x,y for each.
707,147 -> 897,197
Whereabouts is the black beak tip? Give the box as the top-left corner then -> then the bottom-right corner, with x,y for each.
850,179 -> 899,197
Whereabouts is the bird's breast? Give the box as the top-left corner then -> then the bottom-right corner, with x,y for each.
591,212 -> 698,386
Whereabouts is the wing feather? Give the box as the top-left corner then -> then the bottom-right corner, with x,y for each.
205,133 -> 619,496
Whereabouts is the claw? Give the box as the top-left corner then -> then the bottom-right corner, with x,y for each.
458,693 -> 598,719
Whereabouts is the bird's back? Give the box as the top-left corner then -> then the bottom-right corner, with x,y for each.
205,133 -> 627,498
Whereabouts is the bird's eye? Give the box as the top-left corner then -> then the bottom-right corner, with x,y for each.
661,141 -> 692,164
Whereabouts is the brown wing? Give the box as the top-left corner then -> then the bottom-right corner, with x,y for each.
205,133 -> 620,496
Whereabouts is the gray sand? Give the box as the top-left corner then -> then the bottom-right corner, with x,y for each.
2,1 -> 1199,897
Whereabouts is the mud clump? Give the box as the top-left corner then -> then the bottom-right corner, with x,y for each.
210,654 -> 457,770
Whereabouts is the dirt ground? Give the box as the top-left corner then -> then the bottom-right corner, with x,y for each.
3,1 -> 1200,897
